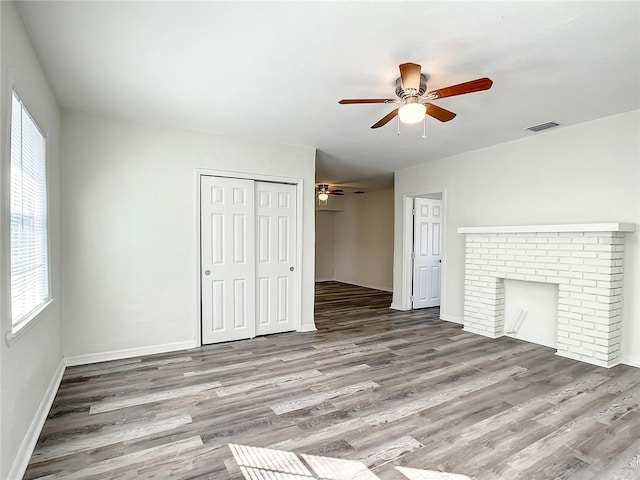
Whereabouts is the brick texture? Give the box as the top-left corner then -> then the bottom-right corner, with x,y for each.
462,231 -> 625,367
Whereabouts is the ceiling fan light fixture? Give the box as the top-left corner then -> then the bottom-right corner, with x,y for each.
398,102 -> 426,125
317,192 -> 329,202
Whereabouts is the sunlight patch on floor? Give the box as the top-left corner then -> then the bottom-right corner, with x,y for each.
301,453 -> 380,479
396,466 -> 473,480
229,443 -> 313,478
228,444 -> 472,480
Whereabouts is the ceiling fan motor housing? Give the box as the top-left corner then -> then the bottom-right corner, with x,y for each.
395,74 -> 428,99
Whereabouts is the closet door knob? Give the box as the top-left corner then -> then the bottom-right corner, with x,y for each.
290,266 -> 295,272
205,270 -> 211,276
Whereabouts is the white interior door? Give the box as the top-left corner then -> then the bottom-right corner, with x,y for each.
256,182 -> 297,336
201,176 -> 256,344
412,197 -> 442,309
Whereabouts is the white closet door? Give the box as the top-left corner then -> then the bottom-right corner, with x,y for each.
201,176 -> 256,344
255,182 -> 297,336
412,197 -> 442,309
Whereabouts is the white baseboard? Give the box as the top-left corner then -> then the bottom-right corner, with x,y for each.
8,359 -> 65,480
441,313 -> 464,324
64,340 -> 198,366
298,325 -> 318,332
389,302 -> 410,311
315,278 -> 334,283
620,355 -> 640,368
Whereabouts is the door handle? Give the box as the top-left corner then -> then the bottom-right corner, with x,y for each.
204,270 -> 211,276
290,266 -> 295,272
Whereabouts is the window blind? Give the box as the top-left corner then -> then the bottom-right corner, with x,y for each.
10,92 -> 50,327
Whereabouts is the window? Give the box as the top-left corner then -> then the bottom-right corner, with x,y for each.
10,92 -> 50,329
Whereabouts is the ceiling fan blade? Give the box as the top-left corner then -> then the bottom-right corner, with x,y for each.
339,99 -> 397,104
428,77 -> 493,99
399,63 -> 422,92
371,108 -> 399,129
425,103 -> 457,122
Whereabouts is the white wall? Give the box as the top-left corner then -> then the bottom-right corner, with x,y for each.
0,2 -> 63,477
393,110 -> 640,366
315,211 -> 335,281
61,111 -> 316,358
334,189 -> 394,291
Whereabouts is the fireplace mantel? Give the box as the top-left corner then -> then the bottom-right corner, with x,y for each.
458,223 -> 635,368
457,223 -> 635,234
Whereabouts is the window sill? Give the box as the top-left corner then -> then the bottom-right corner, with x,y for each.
5,298 -> 55,347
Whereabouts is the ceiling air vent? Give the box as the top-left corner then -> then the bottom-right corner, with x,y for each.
526,121 -> 560,132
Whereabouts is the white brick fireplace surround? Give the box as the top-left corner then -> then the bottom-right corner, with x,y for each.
458,223 -> 635,368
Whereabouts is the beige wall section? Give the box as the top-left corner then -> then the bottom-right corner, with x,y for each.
333,189 -> 394,291
1,2 -> 63,478
393,110 -> 640,367
315,211 -> 336,281
61,110 -> 316,358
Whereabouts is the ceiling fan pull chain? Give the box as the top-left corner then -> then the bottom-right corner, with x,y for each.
422,115 -> 427,139
397,116 -> 400,136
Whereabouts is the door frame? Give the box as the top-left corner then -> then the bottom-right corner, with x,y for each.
194,168 -> 304,346
397,188 -> 448,315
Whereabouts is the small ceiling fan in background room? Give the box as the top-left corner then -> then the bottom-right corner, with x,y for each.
316,184 -> 350,205
316,184 -> 366,205
316,184 -> 343,204
339,63 -> 492,134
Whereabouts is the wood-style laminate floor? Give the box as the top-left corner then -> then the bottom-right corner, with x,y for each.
24,282 -> 640,479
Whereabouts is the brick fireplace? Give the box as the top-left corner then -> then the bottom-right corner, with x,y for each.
458,223 -> 635,368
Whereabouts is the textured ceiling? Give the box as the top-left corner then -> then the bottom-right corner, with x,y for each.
16,1 -> 640,190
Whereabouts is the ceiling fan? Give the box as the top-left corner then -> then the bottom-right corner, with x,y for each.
339,63 -> 493,129
316,184 -> 344,202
